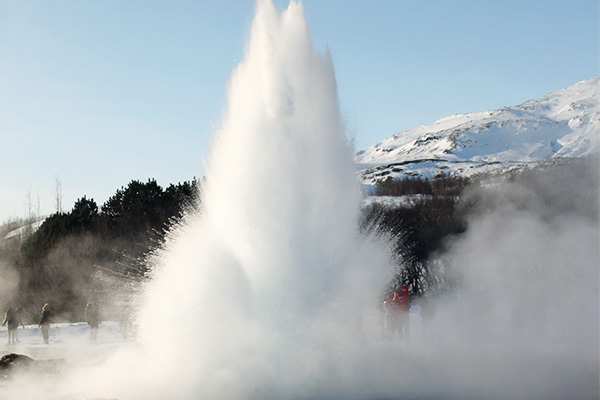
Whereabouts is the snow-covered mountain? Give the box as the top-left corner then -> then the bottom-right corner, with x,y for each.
356,78 -> 599,184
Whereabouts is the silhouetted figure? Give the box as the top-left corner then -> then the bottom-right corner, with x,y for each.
38,303 -> 51,344
86,301 -> 101,343
392,286 -> 410,339
3,307 -> 17,345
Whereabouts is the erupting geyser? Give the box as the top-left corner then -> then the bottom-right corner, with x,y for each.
125,1 -> 391,398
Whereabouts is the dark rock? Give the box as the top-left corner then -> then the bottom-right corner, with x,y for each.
0,353 -> 35,370
0,353 -> 68,377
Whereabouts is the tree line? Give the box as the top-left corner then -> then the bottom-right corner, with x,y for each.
0,179 -> 199,324
361,175 -> 470,298
1,173 -> 472,324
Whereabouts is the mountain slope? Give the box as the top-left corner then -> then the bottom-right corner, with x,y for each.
356,78 -> 599,184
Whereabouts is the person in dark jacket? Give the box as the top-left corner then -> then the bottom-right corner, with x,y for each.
38,303 -> 51,344
86,301 -> 101,343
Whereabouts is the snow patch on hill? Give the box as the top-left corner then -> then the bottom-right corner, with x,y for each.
356,78 -> 600,184
2,219 -> 44,241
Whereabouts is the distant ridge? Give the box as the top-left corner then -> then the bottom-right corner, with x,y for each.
356,78 -> 599,184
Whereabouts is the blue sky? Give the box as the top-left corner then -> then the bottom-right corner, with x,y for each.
1,0 -> 598,223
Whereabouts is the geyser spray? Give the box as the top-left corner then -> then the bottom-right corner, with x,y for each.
129,1 -> 391,399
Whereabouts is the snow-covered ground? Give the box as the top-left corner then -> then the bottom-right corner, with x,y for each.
362,194 -> 433,208
0,321 -> 137,399
0,305 -> 597,400
0,321 -> 132,367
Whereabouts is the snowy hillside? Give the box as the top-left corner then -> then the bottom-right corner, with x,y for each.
356,78 -> 600,184
2,218 -> 44,241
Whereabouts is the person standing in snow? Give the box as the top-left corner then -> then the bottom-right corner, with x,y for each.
392,286 -> 410,339
38,303 -> 51,344
3,306 -> 17,345
86,300 -> 101,343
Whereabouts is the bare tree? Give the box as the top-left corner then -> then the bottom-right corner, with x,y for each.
53,175 -> 63,214
23,186 -> 36,236
36,189 -> 41,221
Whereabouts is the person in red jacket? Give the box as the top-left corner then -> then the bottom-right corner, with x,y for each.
392,286 -> 410,339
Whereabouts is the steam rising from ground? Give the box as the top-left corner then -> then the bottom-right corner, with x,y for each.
3,1 -> 598,399
428,160 -> 600,399
448,160 -> 599,351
